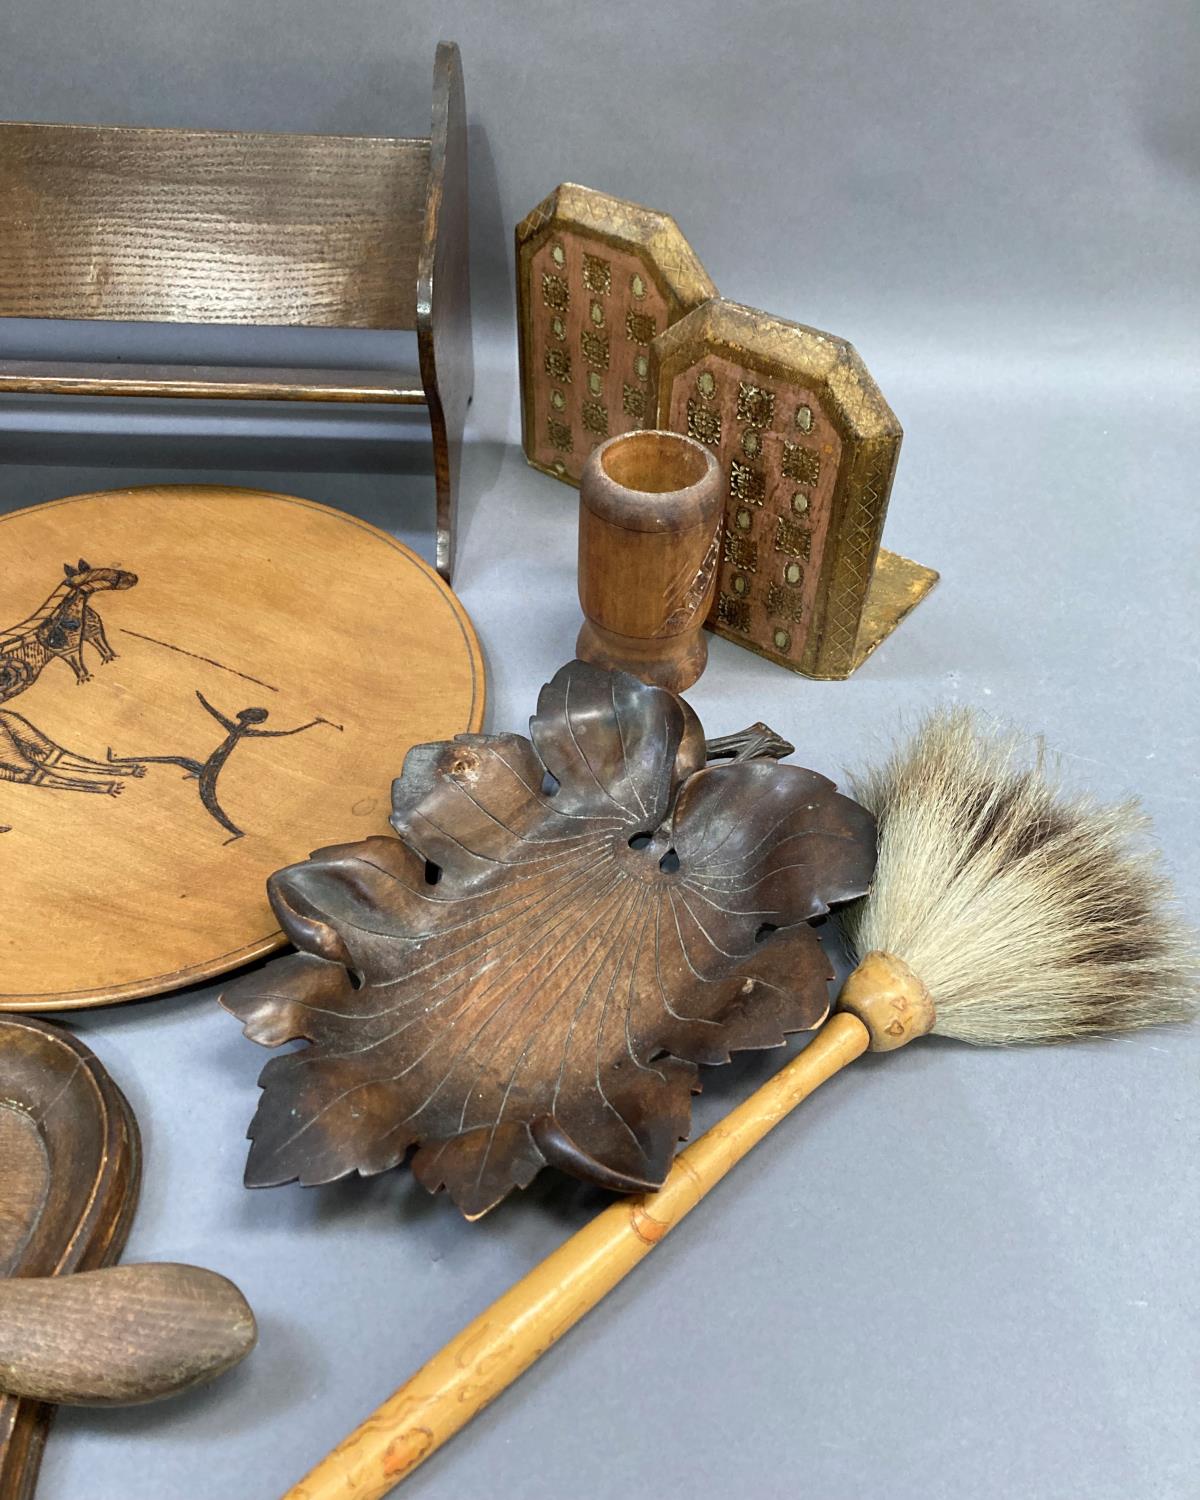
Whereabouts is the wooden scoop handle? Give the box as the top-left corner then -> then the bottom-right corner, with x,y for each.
284,1011 -> 873,1499
0,1263 -> 257,1406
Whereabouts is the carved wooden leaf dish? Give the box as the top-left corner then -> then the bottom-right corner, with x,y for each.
222,661 -> 876,1218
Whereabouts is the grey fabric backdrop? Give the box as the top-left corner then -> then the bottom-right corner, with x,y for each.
1,3 -> 1197,1498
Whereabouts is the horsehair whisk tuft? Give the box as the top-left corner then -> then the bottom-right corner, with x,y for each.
839,708 -> 1198,1045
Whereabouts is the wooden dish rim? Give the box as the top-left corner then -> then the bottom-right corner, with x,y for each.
0,1014 -> 140,1498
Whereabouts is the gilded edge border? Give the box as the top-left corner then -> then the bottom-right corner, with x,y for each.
515,183 -> 718,486
648,297 -> 902,677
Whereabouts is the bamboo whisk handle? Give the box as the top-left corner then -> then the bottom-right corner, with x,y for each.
283,1012 -> 871,1500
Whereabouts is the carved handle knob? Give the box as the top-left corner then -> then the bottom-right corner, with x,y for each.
838,950 -> 936,1051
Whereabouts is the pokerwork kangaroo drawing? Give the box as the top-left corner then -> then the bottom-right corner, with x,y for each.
0,708 -> 147,797
0,559 -> 142,804
1,557 -> 333,837
0,558 -> 138,700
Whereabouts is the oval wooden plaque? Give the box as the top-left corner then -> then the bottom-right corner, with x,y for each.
0,1014 -> 140,1497
0,486 -> 486,1010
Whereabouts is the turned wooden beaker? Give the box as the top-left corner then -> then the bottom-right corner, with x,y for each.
576,430 -> 722,692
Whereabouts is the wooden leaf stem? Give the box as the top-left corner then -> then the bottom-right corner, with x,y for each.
282,959 -> 934,1500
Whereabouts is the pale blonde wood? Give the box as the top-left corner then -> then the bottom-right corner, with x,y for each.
0,485 -> 485,1009
839,949 -> 936,1051
284,1012 -> 871,1500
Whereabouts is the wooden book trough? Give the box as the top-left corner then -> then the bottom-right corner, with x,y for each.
0,41 -> 472,579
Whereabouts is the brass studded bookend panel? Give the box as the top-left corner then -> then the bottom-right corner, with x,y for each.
515,184 -> 717,485
649,298 -> 938,680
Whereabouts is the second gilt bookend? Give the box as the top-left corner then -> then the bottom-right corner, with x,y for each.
650,298 -> 938,680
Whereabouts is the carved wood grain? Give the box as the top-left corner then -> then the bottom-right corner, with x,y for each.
0,123 -> 429,329
0,1264 -> 256,1407
0,42 -> 474,579
222,661 -> 875,1219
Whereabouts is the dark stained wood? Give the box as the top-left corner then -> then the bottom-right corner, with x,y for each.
0,1015 -> 140,1500
703,722 -> 795,762
0,484 -> 486,1010
576,430 -> 723,692
0,42 -> 473,581
418,41 -> 474,580
0,123 -> 429,328
222,660 -> 876,1220
0,1264 -> 256,1407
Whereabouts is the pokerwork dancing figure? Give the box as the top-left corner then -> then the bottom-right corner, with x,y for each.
1,557 -> 331,839
109,692 -> 332,841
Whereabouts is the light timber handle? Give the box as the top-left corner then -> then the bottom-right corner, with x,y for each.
284,1010 -> 872,1500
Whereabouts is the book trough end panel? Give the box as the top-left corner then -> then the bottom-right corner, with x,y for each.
0,486 -> 485,1010
516,184 -> 717,487
649,299 -> 938,679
